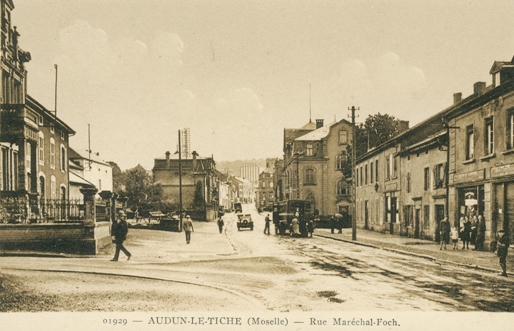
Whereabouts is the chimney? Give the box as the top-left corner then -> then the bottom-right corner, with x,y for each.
192,151 -> 198,170
316,119 -> 324,129
474,82 -> 486,95
453,92 -> 462,104
165,151 -> 170,168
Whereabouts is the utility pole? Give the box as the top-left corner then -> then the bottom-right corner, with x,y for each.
178,130 -> 183,232
349,106 -> 359,241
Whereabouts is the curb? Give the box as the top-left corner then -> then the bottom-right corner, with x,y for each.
315,233 -> 513,280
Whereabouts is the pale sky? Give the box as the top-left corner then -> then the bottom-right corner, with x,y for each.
12,0 -> 514,170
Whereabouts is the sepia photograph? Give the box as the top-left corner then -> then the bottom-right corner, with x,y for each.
1,0 -> 514,330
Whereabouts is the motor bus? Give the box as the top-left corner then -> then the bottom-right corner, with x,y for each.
272,200 -> 313,235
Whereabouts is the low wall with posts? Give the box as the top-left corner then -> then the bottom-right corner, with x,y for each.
0,222 -> 111,255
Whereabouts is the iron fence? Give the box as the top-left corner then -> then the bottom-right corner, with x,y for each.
0,196 -> 85,224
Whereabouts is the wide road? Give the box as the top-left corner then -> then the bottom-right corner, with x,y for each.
1,204 -> 513,312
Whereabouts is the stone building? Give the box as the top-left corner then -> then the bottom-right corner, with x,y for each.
256,158 -> 278,211
152,151 -> 219,221
280,118 -> 353,217
445,56 -> 514,248
0,0 -> 75,221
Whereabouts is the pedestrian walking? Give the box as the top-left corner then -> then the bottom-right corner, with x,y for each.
439,217 -> 450,250
496,229 -> 510,277
183,215 -> 194,244
111,210 -> 132,261
460,216 -> 472,249
451,226 -> 459,250
307,218 -> 314,238
475,215 -> 486,251
337,216 -> 343,234
217,216 -> 224,234
264,214 -> 271,235
330,215 -> 336,234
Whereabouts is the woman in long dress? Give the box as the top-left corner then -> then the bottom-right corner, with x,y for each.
291,217 -> 300,237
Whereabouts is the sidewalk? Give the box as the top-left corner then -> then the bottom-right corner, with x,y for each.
315,227 -> 514,277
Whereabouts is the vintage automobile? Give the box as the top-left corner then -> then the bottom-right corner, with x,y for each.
236,213 -> 253,231
234,202 -> 243,213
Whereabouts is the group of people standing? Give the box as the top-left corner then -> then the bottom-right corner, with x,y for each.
439,215 -> 487,251
439,214 -> 510,277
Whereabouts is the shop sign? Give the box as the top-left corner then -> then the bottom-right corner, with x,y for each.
491,163 -> 514,178
451,169 -> 485,184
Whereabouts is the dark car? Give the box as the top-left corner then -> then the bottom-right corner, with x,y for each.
237,213 -> 253,231
234,203 -> 243,213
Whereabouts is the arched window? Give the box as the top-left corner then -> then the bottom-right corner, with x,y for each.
337,180 -> 348,195
304,168 -> 315,185
60,145 -> 66,171
336,151 -> 346,170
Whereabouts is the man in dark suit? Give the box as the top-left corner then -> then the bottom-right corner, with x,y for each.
111,210 -> 132,261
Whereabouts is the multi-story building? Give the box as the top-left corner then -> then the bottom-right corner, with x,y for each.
0,0 -> 75,222
445,56 -> 514,248
68,148 -> 113,199
152,150 -> 219,221
280,118 -> 353,217
256,158 -> 277,211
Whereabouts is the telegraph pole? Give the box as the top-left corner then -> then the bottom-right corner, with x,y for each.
349,106 -> 359,241
178,130 -> 183,232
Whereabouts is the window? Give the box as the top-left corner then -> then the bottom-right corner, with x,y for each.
305,168 -> 315,185
485,117 -> 494,155
306,143 -> 313,156
424,167 -> 430,191
370,161 -> 374,184
50,139 -> 55,169
336,152 -> 346,170
51,176 -> 56,199
423,205 -> 430,227
365,164 -> 368,185
393,156 -> 398,178
60,145 -> 66,171
38,134 -> 44,164
375,160 -> 379,182
356,167 -> 359,187
507,110 -> 514,150
337,180 -> 348,195
466,125 -> 474,160
386,155 -> 391,179
434,163 -> 446,189
339,130 -> 348,145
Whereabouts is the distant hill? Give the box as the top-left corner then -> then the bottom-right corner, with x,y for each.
216,159 -> 267,176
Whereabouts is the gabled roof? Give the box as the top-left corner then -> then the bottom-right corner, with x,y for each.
69,147 -> 112,167
490,61 -> 513,74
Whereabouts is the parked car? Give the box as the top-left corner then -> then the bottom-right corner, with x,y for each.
234,203 -> 243,213
237,213 -> 253,231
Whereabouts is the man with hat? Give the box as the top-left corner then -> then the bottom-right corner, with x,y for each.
497,229 -> 510,277
111,210 -> 132,261
183,215 -> 194,244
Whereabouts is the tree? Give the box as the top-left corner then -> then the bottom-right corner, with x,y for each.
108,161 -> 125,194
123,165 -> 152,211
341,113 -> 407,177
361,113 -> 407,156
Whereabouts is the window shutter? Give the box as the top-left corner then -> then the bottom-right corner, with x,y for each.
432,166 -> 437,189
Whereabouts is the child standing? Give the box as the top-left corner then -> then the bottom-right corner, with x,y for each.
451,226 -> 459,250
